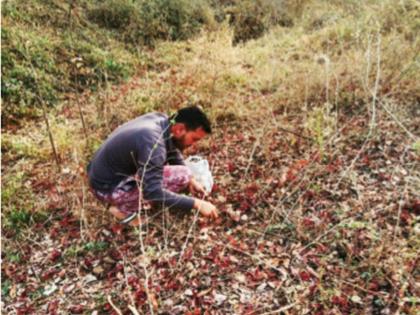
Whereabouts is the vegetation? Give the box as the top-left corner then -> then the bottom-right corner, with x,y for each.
2,0 -> 419,313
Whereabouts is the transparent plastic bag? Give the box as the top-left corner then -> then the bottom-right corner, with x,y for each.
185,155 -> 213,194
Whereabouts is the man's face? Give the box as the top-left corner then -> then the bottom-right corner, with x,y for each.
172,124 -> 207,151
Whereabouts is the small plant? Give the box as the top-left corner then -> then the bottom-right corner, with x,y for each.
1,280 -> 12,298
84,241 -> 109,252
64,245 -> 85,258
305,104 -> 335,159
412,140 -> 420,155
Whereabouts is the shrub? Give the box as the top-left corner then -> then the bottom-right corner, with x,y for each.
228,0 -> 295,44
87,0 -> 215,46
87,0 -> 139,30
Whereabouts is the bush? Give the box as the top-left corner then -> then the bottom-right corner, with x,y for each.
228,0 -> 294,44
87,0 -> 139,30
87,0 -> 215,46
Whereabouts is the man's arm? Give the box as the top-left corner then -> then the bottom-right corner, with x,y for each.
138,137 -> 194,211
138,132 -> 218,218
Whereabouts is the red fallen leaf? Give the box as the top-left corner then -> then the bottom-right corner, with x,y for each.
169,256 -> 177,267
302,217 -> 315,228
211,184 -> 220,193
400,210 -> 413,224
295,159 -> 309,169
315,244 -> 328,253
110,224 -> 123,235
103,303 -> 112,312
135,288 -> 147,305
68,305 -> 84,314
165,279 -> 180,290
239,200 -> 250,212
243,303 -> 255,315
402,200 -> 419,216
368,279 -> 379,291
182,247 -> 193,261
309,283 -> 319,295
311,303 -> 324,315
303,190 -> 316,200
247,267 -> 265,281
299,271 -> 312,281
361,155 -> 370,166
239,241 -> 248,251
331,295 -> 348,308
41,268 -> 58,281
128,275 -> 139,288
59,216 -> 72,228
15,272 -> 27,283
50,249 -> 61,262
286,170 -> 297,182
226,162 -> 235,173
83,257 -> 93,269
49,227 -> 59,239
16,304 -> 35,315
47,300 -> 59,314
245,183 -> 259,197
154,285 -> 162,293
226,235 -> 238,247
215,255 -> 231,269
114,263 -> 124,273
319,210 -> 333,222
69,229 -> 80,238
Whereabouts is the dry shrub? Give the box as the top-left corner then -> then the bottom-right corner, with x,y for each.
87,0 -> 215,45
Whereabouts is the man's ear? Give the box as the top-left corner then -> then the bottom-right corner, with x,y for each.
171,123 -> 186,137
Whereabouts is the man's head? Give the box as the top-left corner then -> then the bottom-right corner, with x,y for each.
170,106 -> 212,151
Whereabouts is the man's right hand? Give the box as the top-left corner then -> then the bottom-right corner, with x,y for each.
194,199 -> 219,219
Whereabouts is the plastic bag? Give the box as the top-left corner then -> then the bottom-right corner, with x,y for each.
185,155 -> 213,194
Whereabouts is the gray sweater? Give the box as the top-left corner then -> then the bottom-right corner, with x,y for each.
87,112 -> 194,211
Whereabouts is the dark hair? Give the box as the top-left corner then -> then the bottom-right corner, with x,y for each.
170,105 -> 212,133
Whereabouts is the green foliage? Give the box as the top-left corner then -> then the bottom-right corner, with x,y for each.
64,245 -> 84,258
1,280 -> 12,298
228,0 -> 294,44
1,26 -> 59,119
1,0 -> 139,124
1,169 -> 48,234
87,0 -> 138,30
413,140 -> 420,155
138,0 -> 215,44
88,0 -> 215,45
84,241 -> 109,252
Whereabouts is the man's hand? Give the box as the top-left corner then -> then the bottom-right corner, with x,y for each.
189,177 -> 208,197
194,199 -> 219,219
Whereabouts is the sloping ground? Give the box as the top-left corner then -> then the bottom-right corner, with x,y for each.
2,1 -> 420,314
2,100 -> 419,314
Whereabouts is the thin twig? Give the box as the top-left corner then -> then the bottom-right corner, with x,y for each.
37,95 -> 61,171
107,295 -> 123,315
128,305 -> 141,315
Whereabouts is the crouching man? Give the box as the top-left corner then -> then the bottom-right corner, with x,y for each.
87,105 -> 219,226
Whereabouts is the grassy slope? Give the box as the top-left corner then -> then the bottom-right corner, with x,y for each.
2,0 -> 420,313
1,0 -> 143,123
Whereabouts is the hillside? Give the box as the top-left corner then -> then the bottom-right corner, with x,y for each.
2,0 -> 420,314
